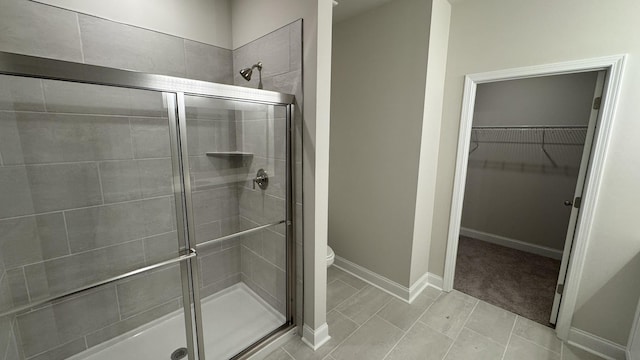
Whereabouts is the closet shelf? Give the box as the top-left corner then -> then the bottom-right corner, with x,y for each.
468,125 -> 588,168
206,151 -> 253,157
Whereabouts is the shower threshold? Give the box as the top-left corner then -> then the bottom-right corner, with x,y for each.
70,283 -> 285,360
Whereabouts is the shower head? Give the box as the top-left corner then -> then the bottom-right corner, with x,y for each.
239,62 -> 263,89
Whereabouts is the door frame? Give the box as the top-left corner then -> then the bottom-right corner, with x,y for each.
442,55 -> 626,340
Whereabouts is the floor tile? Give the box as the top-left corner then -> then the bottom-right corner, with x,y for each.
264,348 -> 294,360
328,267 -> 367,290
327,279 -> 359,311
464,301 -> 516,345
504,335 -> 560,360
513,316 -> 561,353
562,344 -> 607,360
335,285 -> 392,324
283,311 -> 358,360
444,328 -> 505,360
331,316 -> 404,360
377,291 -> 436,331
385,321 -> 453,360
421,286 -> 444,300
419,290 -> 477,338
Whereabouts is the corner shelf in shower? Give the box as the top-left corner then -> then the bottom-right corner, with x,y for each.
206,151 -> 254,157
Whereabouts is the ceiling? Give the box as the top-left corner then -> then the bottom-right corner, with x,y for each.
332,0 -> 395,23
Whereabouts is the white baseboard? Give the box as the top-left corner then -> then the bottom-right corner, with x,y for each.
301,323 -> 330,350
568,327 -> 627,360
460,227 -> 563,260
334,255 -> 442,304
427,273 -> 444,291
408,271 -> 431,303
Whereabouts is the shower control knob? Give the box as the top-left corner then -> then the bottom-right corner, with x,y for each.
253,169 -> 269,190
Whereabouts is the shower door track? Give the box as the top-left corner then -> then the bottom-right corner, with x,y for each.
0,51 -> 297,360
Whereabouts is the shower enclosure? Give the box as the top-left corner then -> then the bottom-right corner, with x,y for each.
0,51 -> 296,360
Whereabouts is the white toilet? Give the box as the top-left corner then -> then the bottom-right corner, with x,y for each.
327,246 -> 335,267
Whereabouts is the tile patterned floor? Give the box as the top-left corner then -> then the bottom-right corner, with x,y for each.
265,267 -> 605,360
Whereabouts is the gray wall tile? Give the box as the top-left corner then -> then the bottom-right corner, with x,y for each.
0,213 -> 69,269
192,187 -> 238,226
199,246 -> 240,287
3,329 -> 19,360
43,80 -> 164,117
233,25 -> 290,82
142,231 -> 179,264
0,274 -> 11,312
199,273 -> 240,299
24,241 -> 145,301
252,256 -> 285,300
65,196 -> 175,252
0,167 -> 33,218
28,337 -> 87,360
189,155 -> 244,191
240,156 -> 286,199
289,21 -> 302,72
85,299 -> 180,348
0,0 -> 83,62
195,220 -> 222,246
239,217 -> 262,255
187,119 -> 236,154
242,273 -> 284,315
0,315 -> 12,360
0,112 -> 133,165
5,268 -> 29,308
17,286 -> 118,357
0,75 -> 45,112
116,265 -> 182,318
263,229 -> 286,270
99,160 -> 143,203
184,96 -> 236,121
238,189 -> 285,227
185,40 -> 233,84
78,14 -> 186,77
130,117 -> 172,159
139,158 -> 174,198
25,163 -> 103,213
100,158 -> 173,204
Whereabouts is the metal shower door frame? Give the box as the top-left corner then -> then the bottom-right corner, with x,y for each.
0,51 -> 297,360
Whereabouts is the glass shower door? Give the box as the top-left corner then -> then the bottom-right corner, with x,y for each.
0,75 -> 194,360
182,95 -> 290,359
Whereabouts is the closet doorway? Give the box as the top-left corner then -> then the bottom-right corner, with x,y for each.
442,56 -> 626,336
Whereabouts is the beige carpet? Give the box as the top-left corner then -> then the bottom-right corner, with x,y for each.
454,236 -> 561,326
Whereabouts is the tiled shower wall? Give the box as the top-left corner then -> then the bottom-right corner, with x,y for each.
0,1 -> 303,359
0,76 -> 185,360
0,1 -> 234,359
233,21 -> 304,321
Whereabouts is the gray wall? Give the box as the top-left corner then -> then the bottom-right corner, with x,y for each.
328,0 -> 430,287
461,73 -> 598,251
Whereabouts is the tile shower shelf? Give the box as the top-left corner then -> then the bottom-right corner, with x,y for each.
205,151 -> 254,157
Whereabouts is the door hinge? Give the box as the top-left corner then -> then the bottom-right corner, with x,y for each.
556,283 -> 564,295
593,96 -> 602,110
574,196 -> 582,209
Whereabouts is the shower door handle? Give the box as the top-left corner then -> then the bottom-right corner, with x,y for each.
564,200 -> 573,207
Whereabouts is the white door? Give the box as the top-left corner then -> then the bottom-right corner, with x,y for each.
549,71 -> 606,324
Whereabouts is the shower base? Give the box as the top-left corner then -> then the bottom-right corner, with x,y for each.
71,283 -> 285,360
